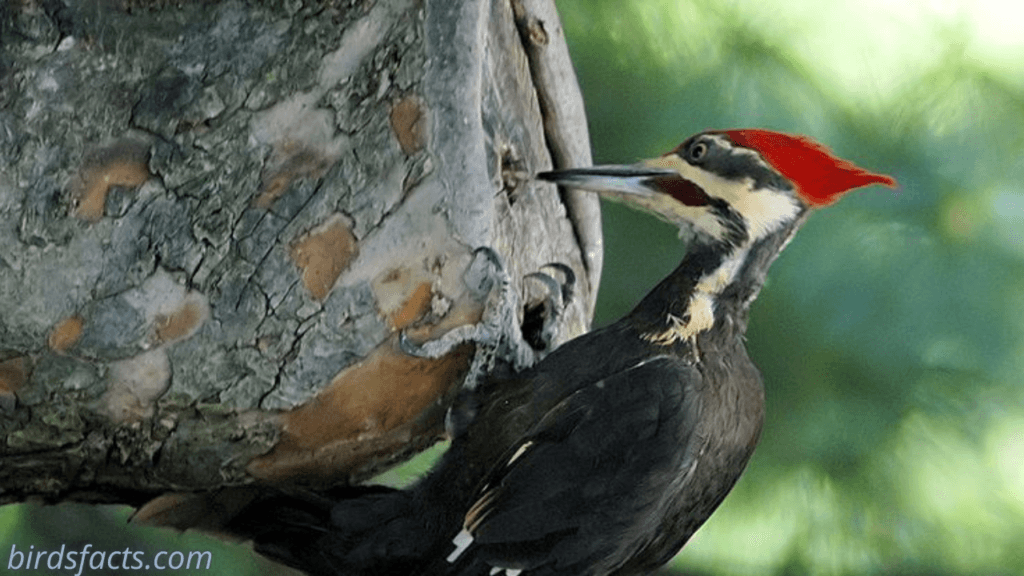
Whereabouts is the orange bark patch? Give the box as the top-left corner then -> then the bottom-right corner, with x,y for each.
247,262 -> 488,484
153,297 -> 208,345
388,281 -> 433,329
290,216 -> 358,300
0,357 -> 28,396
71,139 -> 150,222
255,141 -> 334,209
248,336 -> 472,483
49,315 -> 84,353
374,266 -> 441,328
390,95 -> 426,155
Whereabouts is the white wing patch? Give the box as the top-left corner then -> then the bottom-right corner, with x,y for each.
447,528 -> 526,576
506,440 -> 535,466
696,248 -> 746,294
446,528 -> 474,563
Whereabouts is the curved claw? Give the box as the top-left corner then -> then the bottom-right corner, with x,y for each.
521,267 -> 574,353
524,271 -> 564,307
464,246 -> 509,298
471,245 -> 505,269
538,262 -> 576,304
398,331 -> 428,358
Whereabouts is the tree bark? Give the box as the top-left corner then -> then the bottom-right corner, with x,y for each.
0,0 -> 597,505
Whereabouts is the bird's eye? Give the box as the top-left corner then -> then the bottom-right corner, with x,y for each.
688,142 -> 708,162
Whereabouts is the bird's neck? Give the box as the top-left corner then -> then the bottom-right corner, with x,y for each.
628,212 -> 809,346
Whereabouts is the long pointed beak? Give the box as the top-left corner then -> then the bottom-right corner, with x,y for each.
536,165 -> 673,196
537,164 -> 711,207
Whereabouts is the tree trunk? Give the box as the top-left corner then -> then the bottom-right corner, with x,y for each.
0,0 -> 597,506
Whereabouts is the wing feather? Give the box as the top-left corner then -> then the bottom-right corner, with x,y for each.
454,356 -> 702,574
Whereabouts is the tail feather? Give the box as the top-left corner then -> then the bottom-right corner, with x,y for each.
222,485 -> 451,576
224,488 -> 362,576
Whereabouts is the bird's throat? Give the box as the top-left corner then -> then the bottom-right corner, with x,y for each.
630,239 -> 746,346
640,247 -> 750,345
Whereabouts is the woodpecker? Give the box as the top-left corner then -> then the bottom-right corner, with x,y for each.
223,129 -> 896,576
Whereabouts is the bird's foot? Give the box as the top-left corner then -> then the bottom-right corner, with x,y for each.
397,247 -> 512,366
399,247 -> 575,384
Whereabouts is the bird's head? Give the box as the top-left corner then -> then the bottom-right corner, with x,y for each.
538,129 -> 897,249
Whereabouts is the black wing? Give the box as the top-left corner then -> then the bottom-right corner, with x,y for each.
442,355 -> 703,576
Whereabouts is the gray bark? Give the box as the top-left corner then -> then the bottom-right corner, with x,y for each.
0,0 -> 597,505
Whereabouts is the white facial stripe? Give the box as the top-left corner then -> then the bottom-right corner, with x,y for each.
643,155 -> 801,242
601,189 -> 727,239
695,248 -> 747,294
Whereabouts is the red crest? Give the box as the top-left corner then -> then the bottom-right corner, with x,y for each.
722,129 -> 897,206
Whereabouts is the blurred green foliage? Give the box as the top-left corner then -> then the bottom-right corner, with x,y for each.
6,1 -> 1023,575
557,0 -> 1024,574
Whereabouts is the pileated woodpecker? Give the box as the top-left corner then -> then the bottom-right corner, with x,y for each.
224,129 -> 896,576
